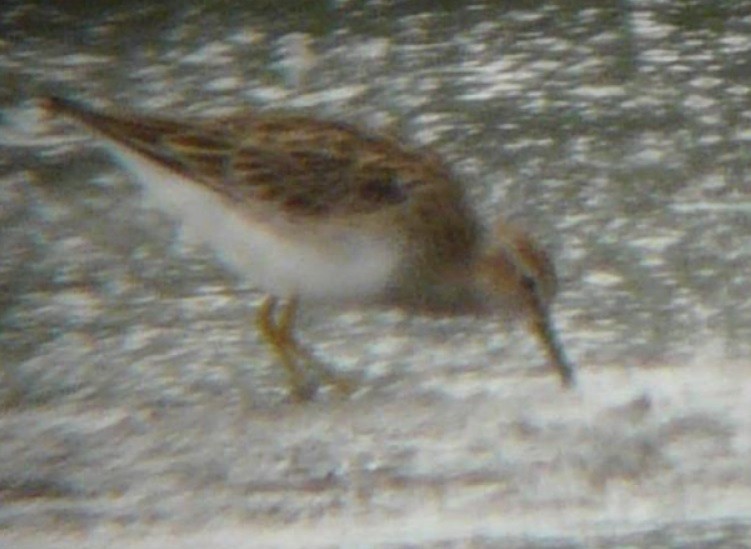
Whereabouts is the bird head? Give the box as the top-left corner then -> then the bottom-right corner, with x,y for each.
475,221 -> 575,387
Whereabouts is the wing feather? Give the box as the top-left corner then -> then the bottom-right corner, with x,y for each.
42,96 -> 463,219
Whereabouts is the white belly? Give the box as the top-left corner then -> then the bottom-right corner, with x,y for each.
105,144 -> 399,302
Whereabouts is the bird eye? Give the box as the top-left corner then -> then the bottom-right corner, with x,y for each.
520,273 -> 537,293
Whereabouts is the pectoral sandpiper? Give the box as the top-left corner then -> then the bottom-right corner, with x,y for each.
40,95 -> 576,401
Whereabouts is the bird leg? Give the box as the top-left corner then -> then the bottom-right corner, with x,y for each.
256,295 -> 354,401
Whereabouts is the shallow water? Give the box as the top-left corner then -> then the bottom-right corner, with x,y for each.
1,1 -> 751,546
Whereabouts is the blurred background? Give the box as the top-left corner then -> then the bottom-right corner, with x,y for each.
1,1 -> 750,546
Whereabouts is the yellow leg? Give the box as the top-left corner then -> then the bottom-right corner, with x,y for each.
256,295 -> 354,400
256,296 -> 316,401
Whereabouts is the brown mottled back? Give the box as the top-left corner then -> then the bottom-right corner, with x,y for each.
42,96 -> 466,220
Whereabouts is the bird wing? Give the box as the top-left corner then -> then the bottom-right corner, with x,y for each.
41,96 -> 452,218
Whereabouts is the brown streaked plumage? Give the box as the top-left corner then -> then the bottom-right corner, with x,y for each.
40,95 -> 576,400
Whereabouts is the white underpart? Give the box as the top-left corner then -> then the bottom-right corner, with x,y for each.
99,141 -> 399,302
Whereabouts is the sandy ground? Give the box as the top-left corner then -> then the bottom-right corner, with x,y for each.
0,353 -> 750,547
3,1 -> 751,546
